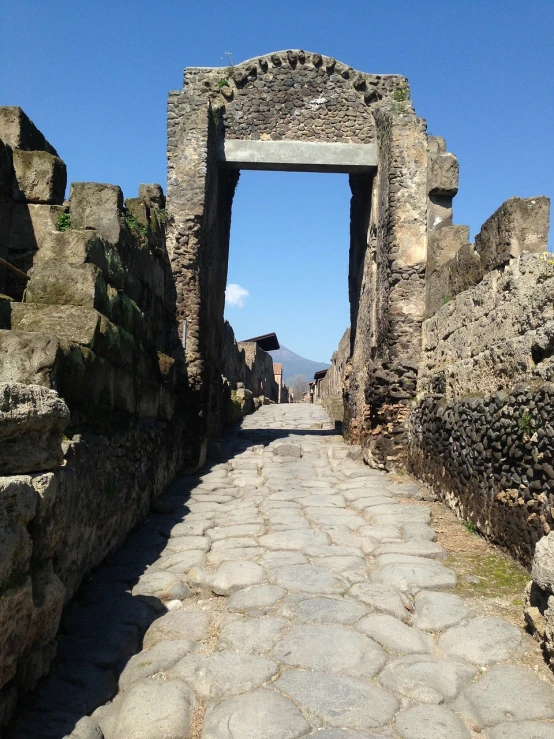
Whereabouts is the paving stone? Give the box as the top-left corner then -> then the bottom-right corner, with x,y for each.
207,524 -> 265,541
165,535 -> 211,551
188,560 -> 263,595
349,582 -> 412,622
300,494 -> 346,507
63,716 -> 104,739
131,571 -> 190,601
370,562 -> 457,593
275,670 -> 399,731
267,564 -> 348,594
402,522 -> 437,541
154,549 -> 207,573
438,617 -> 522,666
260,551 -> 308,568
201,688 -> 310,739
412,591 -> 470,632
375,541 -> 446,559
356,614 -> 434,654
394,705 -> 471,739
95,678 -> 195,739
306,732 -> 388,739
311,555 -> 366,573
119,639 -> 199,689
350,495 -> 395,510
280,595 -> 369,624
451,664 -> 554,728
169,651 -> 278,698
210,537 -> 259,551
143,610 -> 211,648
358,525 -> 401,541
218,617 -> 290,654
486,721 -> 554,738
270,624 -> 387,677
227,584 -> 286,613
379,653 -> 478,703
207,547 -> 265,565
259,529 -> 329,554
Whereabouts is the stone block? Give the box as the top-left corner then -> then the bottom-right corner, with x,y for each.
427,136 -> 459,196
7,203 -> 61,254
12,149 -> 67,204
25,261 -> 109,313
476,196 -> 550,273
0,578 -> 33,687
0,475 -> 36,581
425,242 -> 482,317
28,473 -> 66,560
531,532 -> 554,592
0,139 -> 13,195
0,107 -> 58,155
70,182 -> 123,244
139,183 -> 165,209
0,383 -> 69,474
427,225 -> 470,276
0,329 -> 62,386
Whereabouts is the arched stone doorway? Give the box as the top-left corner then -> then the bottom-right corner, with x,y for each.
166,51 -> 457,467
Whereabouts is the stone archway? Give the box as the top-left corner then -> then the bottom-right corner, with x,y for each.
166,50 -> 453,467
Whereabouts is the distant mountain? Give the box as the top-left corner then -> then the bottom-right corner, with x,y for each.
269,346 -> 330,384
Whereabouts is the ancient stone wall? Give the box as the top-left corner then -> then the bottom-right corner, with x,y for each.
320,327 -> 349,421
220,320 -> 278,424
0,108 -> 204,724
409,201 -> 552,565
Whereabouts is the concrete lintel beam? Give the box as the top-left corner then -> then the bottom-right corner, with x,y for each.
218,139 -> 378,174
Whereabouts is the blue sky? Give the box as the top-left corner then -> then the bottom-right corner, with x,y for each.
1,0 -> 552,362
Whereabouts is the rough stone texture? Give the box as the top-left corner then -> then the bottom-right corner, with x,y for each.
12,149 -> 66,205
8,405 -> 554,737
0,383 -> 69,474
527,533 -> 554,670
275,670 -> 399,731
201,688 -> 310,739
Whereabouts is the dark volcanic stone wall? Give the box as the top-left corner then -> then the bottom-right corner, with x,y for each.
409,383 -> 554,567
183,51 -> 405,144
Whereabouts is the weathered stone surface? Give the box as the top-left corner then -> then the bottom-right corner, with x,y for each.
452,664 -> 554,728
0,383 -> 69,474
201,688 -> 310,739
70,182 -> 123,244
218,617 -> 289,654
275,670 -> 399,730
96,678 -> 195,739
119,640 -> 198,690
273,443 -> 302,458
267,564 -> 348,594
412,591 -> 469,632
349,582 -> 411,622
370,562 -> 457,593
438,617 -> 522,666
188,561 -> 263,594
259,529 -> 328,554
12,149 -> 66,204
227,584 -> 286,612
131,571 -> 190,602
170,651 -> 278,698
379,654 -> 477,703
486,722 -> 554,739
270,624 -> 387,677
356,613 -> 434,654
532,532 -> 554,592
64,716 -> 104,739
394,705 -> 471,739
282,595 -> 369,624
143,610 -> 211,648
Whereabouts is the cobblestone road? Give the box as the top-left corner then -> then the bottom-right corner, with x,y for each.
10,405 -> 554,738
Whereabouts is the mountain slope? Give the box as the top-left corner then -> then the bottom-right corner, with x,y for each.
269,346 -> 330,383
